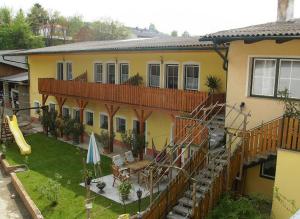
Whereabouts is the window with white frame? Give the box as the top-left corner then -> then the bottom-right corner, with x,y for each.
62,107 -> 70,118
85,111 -> 94,126
250,58 -> 300,99
49,103 -> 55,112
107,63 -> 115,84
100,113 -> 108,129
120,63 -> 129,83
278,59 -> 300,99
251,59 -> 276,97
94,63 -> 103,83
73,109 -> 80,122
57,62 -> 64,80
184,64 -> 199,90
148,64 -> 160,87
66,62 -> 73,80
166,64 -> 178,89
116,117 -> 126,133
33,101 -> 40,113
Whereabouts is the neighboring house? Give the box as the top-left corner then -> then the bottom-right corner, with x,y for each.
201,0 -> 300,218
0,50 -> 29,121
6,37 -> 226,152
129,26 -> 168,38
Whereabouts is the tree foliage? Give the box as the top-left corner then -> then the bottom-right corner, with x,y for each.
27,3 -> 48,35
171,30 -> 178,37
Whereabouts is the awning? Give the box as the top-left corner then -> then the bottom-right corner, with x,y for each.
0,72 -> 28,83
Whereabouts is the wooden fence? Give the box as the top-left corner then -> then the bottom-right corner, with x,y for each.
142,140 -> 209,219
244,116 -> 300,162
38,78 -> 224,113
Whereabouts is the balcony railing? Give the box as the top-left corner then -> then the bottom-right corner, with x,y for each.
38,78 -> 225,112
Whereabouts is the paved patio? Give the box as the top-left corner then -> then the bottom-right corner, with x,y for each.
80,174 -> 169,204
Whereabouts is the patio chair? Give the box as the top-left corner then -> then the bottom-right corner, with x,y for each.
112,164 -> 130,187
112,155 -> 130,186
124,151 -> 136,164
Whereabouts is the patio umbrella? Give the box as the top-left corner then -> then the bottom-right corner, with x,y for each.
86,132 -> 101,177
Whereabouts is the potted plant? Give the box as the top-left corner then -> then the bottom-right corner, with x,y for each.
48,110 -> 58,138
96,181 -> 106,193
118,181 -> 132,201
84,169 -> 93,186
71,119 -> 84,144
124,73 -> 143,86
121,130 -> 135,150
205,75 -> 221,94
63,116 -> 72,140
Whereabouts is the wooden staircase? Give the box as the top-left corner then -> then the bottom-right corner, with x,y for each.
0,119 -> 12,141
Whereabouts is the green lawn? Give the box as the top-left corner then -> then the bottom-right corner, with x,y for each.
5,133 -> 148,219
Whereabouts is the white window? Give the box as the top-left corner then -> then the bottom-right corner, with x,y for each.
278,59 -> 300,99
251,59 -> 276,97
85,111 -> 94,126
62,107 -> 70,118
66,62 -> 73,80
120,63 -> 129,83
165,64 -> 179,89
116,117 -> 126,133
57,62 -> 64,80
100,113 -> 108,129
148,64 -> 160,87
184,65 -> 199,90
107,63 -> 115,84
73,108 -> 80,122
94,63 -> 103,83
49,103 -> 55,112
33,101 -> 40,113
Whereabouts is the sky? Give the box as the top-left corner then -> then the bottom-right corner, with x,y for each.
1,0 -> 300,36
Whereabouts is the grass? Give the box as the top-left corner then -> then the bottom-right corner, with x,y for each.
5,133 -> 149,219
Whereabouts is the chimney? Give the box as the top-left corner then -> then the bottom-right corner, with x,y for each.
277,0 -> 294,21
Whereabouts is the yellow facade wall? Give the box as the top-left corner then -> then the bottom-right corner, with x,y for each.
271,149 -> 300,219
28,50 -> 225,150
225,40 -> 300,129
244,165 -> 274,200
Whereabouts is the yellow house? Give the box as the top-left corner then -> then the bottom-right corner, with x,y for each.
10,37 -> 226,154
201,0 -> 300,217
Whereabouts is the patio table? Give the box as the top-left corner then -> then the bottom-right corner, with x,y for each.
125,160 -> 151,183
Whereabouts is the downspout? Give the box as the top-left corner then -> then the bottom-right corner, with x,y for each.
212,40 -> 228,71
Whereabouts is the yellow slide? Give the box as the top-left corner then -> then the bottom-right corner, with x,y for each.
6,115 -> 31,155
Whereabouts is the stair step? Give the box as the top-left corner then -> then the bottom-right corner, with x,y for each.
196,185 -> 210,193
184,190 -> 204,199
172,205 -> 191,217
167,212 -> 188,219
197,177 -> 213,185
178,197 -> 193,207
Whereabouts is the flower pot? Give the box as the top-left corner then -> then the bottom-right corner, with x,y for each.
86,177 -> 92,186
96,182 -> 106,193
121,193 -> 129,201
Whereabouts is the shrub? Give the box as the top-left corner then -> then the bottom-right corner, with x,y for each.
124,73 -> 143,86
205,75 -> 221,93
95,130 -> 114,150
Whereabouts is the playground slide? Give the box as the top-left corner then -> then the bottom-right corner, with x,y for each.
6,115 -> 31,155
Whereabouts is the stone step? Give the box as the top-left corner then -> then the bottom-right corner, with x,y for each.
195,184 -> 210,193
167,212 -> 188,219
178,197 -> 193,207
172,204 -> 191,217
184,190 -> 204,200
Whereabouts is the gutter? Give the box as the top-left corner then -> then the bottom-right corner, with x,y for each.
1,55 -> 28,69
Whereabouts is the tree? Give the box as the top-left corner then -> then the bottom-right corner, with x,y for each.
149,23 -> 157,32
0,7 -> 12,25
66,15 -> 84,37
182,31 -> 190,37
171,30 -> 178,37
27,3 -> 48,35
74,24 -> 95,42
91,20 -> 130,41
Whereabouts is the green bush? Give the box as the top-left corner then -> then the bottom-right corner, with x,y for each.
207,194 -> 271,219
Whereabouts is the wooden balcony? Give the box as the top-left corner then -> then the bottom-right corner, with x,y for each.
38,78 -> 225,113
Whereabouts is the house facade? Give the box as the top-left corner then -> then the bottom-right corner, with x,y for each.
201,0 -> 300,217
12,37 -> 226,152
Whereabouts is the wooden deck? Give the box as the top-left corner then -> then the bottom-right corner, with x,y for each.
38,78 -> 225,113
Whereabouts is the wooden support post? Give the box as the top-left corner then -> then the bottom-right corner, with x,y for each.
41,94 -> 48,106
134,109 -> 152,160
192,182 -> 196,217
55,96 -> 67,117
105,104 -> 120,153
150,168 -> 153,205
226,133 -> 232,191
76,99 -> 88,143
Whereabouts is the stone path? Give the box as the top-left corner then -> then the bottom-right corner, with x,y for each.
0,170 -> 31,219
